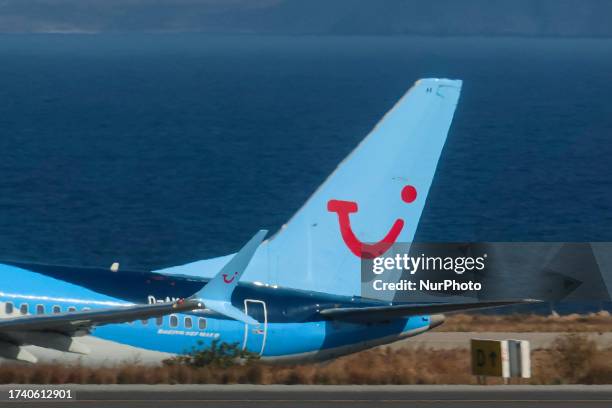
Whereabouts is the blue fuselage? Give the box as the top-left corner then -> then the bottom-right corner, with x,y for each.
0,262 -> 435,362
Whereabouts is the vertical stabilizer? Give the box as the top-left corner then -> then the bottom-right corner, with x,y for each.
159,79 -> 462,297
265,79 -> 462,295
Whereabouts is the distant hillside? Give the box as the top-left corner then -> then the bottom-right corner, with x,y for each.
244,0 -> 612,37
1,0 -> 612,37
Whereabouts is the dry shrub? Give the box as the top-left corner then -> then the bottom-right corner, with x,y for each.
87,366 -> 118,384
577,356 -> 612,384
550,333 -> 597,383
2,337 -> 612,385
440,313 -> 612,332
527,338 -> 612,385
0,364 -> 30,384
0,347 -> 473,385
260,347 -> 474,385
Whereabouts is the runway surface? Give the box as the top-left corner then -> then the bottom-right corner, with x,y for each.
1,385 -> 612,408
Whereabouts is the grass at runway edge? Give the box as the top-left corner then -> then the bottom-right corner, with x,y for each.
439,312 -> 612,332
1,333 -> 611,385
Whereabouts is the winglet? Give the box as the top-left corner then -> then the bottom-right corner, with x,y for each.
191,230 -> 267,325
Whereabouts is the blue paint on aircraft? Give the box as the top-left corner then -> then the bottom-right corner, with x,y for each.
0,262 -> 431,360
0,79 -> 461,362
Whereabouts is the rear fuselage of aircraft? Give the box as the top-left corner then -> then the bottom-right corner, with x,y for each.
0,262 -> 439,362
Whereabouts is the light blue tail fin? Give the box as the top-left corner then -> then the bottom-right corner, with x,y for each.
160,79 -> 462,297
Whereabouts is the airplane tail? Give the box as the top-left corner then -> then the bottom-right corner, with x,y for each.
159,78 -> 463,297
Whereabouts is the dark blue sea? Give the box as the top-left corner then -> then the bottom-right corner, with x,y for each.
1,34 -> 611,273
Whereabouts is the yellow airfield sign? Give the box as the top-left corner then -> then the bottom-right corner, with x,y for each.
471,339 -> 508,377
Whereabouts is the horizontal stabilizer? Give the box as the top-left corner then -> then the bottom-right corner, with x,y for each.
195,230 -> 267,302
191,230 -> 267,325
319,299 -> 540,323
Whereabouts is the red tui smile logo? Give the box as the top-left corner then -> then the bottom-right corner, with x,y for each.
327,185 -> 417,259
223,272 -> 238,284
